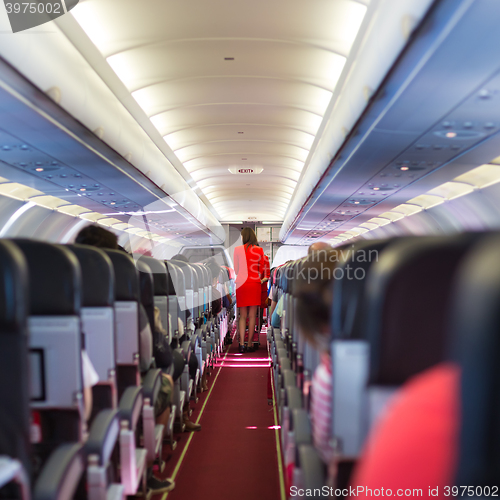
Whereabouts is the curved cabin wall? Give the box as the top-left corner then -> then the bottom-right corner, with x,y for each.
362,181 -> 500,240
0,11 -> 223,242
0,193 -> 178,258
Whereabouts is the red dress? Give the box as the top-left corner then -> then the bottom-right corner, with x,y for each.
234,244 -> 264,307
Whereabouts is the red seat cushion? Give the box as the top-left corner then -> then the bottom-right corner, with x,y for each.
350,363 -> 460,499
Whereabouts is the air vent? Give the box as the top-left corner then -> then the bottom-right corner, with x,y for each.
434,130 -> 485,139
348,199 -> 375,206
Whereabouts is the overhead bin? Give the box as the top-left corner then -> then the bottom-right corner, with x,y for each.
0,14 -> 224,245
281,0 -> 500,244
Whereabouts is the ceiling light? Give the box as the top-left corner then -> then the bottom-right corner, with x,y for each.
400,166 -> 409,171
446,132 -> 457,138
35,168 -> 44,172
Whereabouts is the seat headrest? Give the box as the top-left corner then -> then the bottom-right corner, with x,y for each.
134,255 -> 168,296
13,239 -> 81,316
332,239 -> 394,340
450,234 -> 500,487
171,260 -> 194,289
66,244 -> 114,307
0,240 -> 29,333
365,235 -> 478,386
102,249 -> 139,302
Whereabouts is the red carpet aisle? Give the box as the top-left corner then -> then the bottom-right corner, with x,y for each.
154,330 -> 285,500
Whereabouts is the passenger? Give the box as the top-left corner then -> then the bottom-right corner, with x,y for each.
152,307 -> 174,441
271,290 -> 283,329
233,227 -> 265,353
270,261 -> 292,328
295,249 -> 340,472
307,241 -> 332,255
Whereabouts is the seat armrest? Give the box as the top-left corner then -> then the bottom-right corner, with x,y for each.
142,369 -> 162,405
33,443 -> 85,500
86,409 -> 120,466
119,387 -> 143,430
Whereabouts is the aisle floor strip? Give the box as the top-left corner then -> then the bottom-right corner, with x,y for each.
268,337 -> 287,500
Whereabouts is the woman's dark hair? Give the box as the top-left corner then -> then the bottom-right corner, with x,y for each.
241,227 -> 258,248
75,225 -> 118,249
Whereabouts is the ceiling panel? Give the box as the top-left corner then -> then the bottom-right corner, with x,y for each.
72,0 -> 368,222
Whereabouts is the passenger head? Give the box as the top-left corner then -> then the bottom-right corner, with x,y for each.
295,248 -> 340,351
75,225 -> 118,249
308,241 -> 332,255
241,227 -> 258,247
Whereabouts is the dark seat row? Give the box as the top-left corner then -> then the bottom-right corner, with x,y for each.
0,239 -> 230,500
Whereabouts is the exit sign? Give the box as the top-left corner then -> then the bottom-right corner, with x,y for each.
238,168 -> 254,173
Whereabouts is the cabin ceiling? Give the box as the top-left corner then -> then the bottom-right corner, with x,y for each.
71,0 -> 369,223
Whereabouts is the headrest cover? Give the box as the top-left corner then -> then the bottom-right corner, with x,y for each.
171,260 -> 193,290
13,239 -> 81,315
365,236 -> 476,386
103,249 -> 139,302
67,244 -> 114,307
0,240 -> 29,333
332,239 -> 393,340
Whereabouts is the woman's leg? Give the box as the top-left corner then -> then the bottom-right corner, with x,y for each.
247,305 -> 258,345
239,306 -> 248,345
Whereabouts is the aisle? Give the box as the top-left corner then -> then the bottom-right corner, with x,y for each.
155,330 -> 285,500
